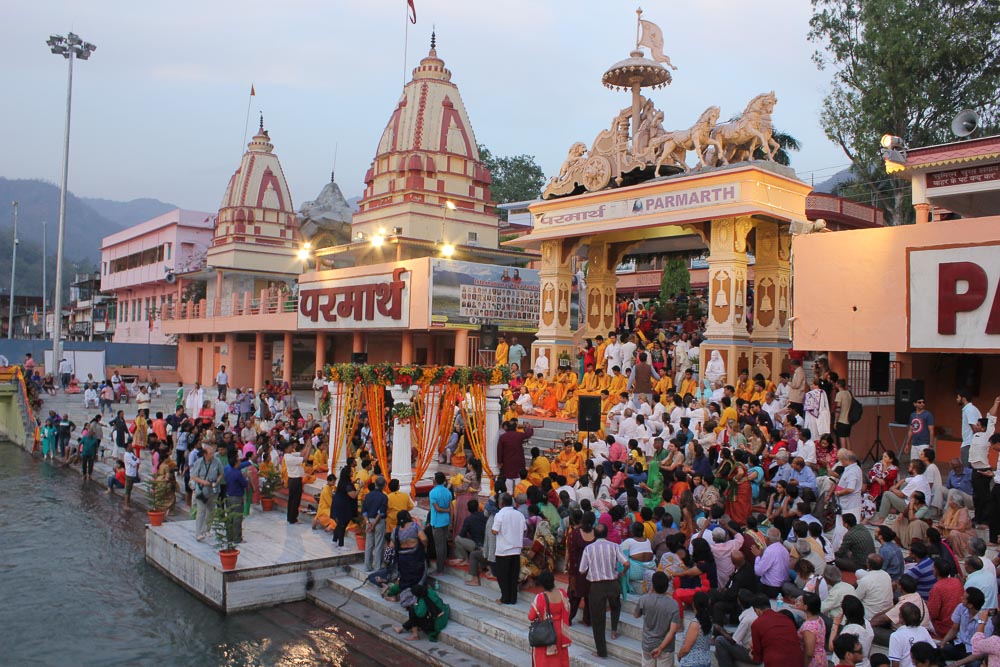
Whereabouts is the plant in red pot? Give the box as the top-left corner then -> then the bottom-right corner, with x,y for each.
351,516 -> 366,551
259,466 -> 282,512
145,478 -> 169,526
211,499 -> 240,570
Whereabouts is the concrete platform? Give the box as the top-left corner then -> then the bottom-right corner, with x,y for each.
145,510 -> 362,613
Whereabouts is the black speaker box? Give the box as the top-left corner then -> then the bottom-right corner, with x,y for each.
869,352 -> 890,393
578,395 -> 602,432
479,325 -> 499,351
894,378 -> 924,425
351,352 -> 368,364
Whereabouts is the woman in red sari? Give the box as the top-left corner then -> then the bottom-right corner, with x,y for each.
725,449 -> 753,525
527,571 -> 571,666
867,451 -> 899,505
565,509 -> 595,626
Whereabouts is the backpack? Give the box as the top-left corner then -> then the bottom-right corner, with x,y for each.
848,395 -> 864,424
816,486 -> 841,532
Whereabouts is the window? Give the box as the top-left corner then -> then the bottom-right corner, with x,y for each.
108,243 -> 168,275
468,232 -> 478,242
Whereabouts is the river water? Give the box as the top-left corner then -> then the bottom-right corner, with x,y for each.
0,444 -> 419,667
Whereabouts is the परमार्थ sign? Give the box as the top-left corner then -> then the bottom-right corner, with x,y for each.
908,245 -> 1000,351
297,267 -> 410,330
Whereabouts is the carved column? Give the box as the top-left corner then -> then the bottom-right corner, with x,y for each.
390,384 -> 419,496
701,216 -> 753,387
534,238 -> 580,375
747,219 -> 792,382
481,384 -> 506,496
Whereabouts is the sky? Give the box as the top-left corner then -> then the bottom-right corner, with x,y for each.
1,0 -> 853,214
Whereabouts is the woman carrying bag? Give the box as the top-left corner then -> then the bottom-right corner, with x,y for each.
527,571 -> 571,666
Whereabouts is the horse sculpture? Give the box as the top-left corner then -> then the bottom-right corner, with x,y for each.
649,105 -> 722,175
709,91 -> 779,165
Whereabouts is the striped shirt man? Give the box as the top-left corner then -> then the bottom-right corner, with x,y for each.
579,537 -> 629,582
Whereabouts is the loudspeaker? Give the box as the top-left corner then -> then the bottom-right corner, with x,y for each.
351,352 -> 368,364
894,379 -> 924,425
479,324 -> 499,351
955,355 -> 982,397
578,395 -> 602,432
869,352 -> 890,393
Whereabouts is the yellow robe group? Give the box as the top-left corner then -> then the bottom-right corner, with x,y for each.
552,370 -> 578,402
551,448 -> 586,485
527,454 -> 551,487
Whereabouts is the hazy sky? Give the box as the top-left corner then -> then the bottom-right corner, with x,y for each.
2,0 -> 852,213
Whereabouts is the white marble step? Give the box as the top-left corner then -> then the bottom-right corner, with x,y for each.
320,574 -> 640,667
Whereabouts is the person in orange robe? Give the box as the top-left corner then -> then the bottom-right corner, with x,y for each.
552,441 -> 585,486
578,365 -> 599,394
552,368 -> 578,402
560,388 -> 579,420
532,387 -> 559,418
311,474 -> 337,531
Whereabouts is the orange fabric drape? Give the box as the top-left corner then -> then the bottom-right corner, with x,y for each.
410,383 -> 460,499
329,381 -> 363,475
460,384 -> 494,492
364,384 -> 390,480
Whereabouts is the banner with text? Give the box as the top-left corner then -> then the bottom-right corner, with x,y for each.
298,267 -> 410,330
429,259 -> 575,332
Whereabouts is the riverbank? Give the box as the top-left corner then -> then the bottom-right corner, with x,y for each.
0,442 -> 425,667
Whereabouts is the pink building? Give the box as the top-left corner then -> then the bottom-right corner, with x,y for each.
101,209 -> 215,344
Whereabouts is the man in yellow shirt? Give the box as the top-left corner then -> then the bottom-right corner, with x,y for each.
552,367 -> 578,402
594,368 -> 611,392
494,335 -> 509,367
678,369 -> 698,399
526,446 -> 551,487
653,373 -> 673,399
736,369 -> 755,402
578,364 -> 599,394
385,478 -> 415,535
560,387 -> 579,419
311,474 -> 337,532
607,366 -> 627,396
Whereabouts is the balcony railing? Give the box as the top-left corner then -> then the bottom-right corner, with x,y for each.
161,290 -> 299,321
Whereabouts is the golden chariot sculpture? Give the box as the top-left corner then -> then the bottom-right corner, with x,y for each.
543,9 -> 780,199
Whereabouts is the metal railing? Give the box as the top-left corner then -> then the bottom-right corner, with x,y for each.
161,291 -> 299,321
847,357 -> 900,398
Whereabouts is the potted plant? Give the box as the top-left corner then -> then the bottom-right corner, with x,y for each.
351,516 -> 366,551
557,351 -> 572,369
145,478 -> 169,526
211,500 -> 241,570
258,466 -> 282,512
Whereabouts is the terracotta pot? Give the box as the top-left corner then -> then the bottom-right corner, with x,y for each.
261,497 -> 274,512
218,549 -> 240,571
147,510 -> 166,527
354,533 -> 366,551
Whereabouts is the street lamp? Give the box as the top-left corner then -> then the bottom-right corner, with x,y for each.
47,32 -> 96,370
439,200 -> 456,258
8,201 -> 18,339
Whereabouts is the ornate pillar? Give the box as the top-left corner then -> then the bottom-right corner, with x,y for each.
701,216 -> 753,387
582,239 -> 617,340
482,384 -> 506,496
390,384 -> 419,496
535,238 -> 581,374
747,219 -> 792,382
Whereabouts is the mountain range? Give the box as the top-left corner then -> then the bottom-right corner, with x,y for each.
0,177 -> 177,299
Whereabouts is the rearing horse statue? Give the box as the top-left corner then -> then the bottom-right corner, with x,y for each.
649,105 -> 722,175
709,92 -> 779,165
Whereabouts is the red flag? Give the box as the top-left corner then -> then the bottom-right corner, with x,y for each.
149,310 -> 154,331
407,0 -> 416,24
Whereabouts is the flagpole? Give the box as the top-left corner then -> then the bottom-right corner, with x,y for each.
403,2 -> 410,87
241,84 -> 254,154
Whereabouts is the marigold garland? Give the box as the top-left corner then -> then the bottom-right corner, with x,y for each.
326,363 -> 510,389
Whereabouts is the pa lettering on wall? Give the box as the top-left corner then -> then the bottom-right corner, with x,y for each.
908,244 -> 1000,351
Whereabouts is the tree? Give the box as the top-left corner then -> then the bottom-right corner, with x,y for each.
659,256 -> 690,301
808,0 -> 1000,225
754,128 -> 801,166
478,144 -> 546,219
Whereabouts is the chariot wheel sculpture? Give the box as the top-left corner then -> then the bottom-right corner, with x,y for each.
581,155 -> 612,192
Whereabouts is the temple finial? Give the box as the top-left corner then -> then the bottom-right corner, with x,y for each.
259,112 -> 264,132
430,28 -> 436,50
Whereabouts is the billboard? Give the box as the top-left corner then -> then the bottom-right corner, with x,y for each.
298,267 -> 410,330
429,259 -> 576,332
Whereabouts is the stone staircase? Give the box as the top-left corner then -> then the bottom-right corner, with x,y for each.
309,562 -> 645,667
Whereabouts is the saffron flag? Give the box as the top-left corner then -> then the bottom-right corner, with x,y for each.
638,19 -> 678,70
250,84 -> 255,96
407,0 -> 416,24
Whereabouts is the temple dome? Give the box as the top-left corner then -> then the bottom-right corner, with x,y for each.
208,120 -> 299,274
